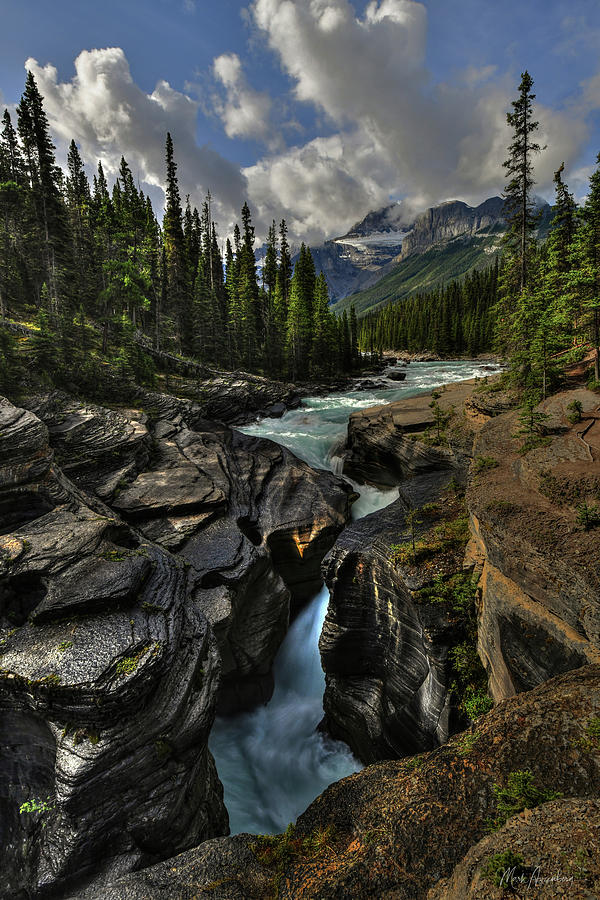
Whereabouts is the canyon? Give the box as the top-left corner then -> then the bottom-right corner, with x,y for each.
1,361 -> 599,898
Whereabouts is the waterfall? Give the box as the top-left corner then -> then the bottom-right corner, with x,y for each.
209,359 -> 504,834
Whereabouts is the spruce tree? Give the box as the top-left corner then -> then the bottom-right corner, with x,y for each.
579,153 -> 600,381
163,133 -> 191,349
279,219 -> 292,310
16,71 -> 71,313
501,71 -> 542,296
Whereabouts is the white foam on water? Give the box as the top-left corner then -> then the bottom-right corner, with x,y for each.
212,359 -> 503,834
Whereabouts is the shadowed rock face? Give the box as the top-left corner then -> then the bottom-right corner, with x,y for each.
25,393 -> 354,713
320,481 -> 463,764
342,380 -> 477,487
75,666 -> 600,900
0,397 -> 227,899
318,381 -> 485,765
0,390 -> 353,896
467,389 -> 600,701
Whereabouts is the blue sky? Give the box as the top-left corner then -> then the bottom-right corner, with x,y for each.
1,1 -> 600,242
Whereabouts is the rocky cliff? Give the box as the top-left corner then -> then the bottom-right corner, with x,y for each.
320,379 -> 487,763
320,478 -> 466,763
0,397 -> 227,898
342,379 -> 478,487
399,197 -> 505,260
24,391 -> 354,713
467,387 -> 600,700
0,389 -> 354,896
76,665 -> 600,899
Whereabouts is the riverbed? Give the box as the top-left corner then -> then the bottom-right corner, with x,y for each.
209,359 -> 502,835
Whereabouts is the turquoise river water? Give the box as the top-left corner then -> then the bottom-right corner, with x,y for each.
209,359 -> 502,835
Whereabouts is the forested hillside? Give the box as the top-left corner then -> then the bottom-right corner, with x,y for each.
357,262 -> 498,356
358,72 -> 600,390
0,72 -> 360,397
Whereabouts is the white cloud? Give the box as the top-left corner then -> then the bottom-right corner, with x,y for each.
212,52 -> 275,145
26,48 -> 246,231
239,0 -> 600,241
19,2 -> 600,249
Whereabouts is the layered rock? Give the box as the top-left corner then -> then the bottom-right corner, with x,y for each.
0,398 -> 227,898
467,388 -> 600,701
320,472 -> 468,764
76,665 -> 600,899
25,392 -> 354,711
319,380 -> 486,763
343,379 -> 478,487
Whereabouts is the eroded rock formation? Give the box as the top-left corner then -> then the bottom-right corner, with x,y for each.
343,379 -> 478,487
320,380 -> 486,764
467,388 -> 600,700
320,476 -> 464,763
77,665 -> 600,899
0,397 -> 227,898
25,392 -> 354,711
0,389 -> 354,896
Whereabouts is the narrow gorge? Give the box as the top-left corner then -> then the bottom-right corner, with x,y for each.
2,359 -> 600,899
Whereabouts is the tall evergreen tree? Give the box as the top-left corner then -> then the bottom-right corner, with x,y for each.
278,218 -> 292,310
16,71 -> 71,312
163,132 -> 191,348
501,71 -> 542,296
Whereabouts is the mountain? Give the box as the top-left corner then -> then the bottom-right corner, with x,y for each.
329,196 -> 553,317
293,203 -> 412,302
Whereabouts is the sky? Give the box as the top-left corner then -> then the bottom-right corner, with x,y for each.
1,0 -> 600,244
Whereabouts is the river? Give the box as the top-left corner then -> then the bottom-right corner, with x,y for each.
208,359 -> 501,835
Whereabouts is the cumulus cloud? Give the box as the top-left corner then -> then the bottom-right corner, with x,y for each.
17,2 -> 600,248
212,52 -> 275,145
26,48 -> 246,232
239,0 -> 600,242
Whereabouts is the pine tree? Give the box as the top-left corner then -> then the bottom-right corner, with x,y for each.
16,71 -> 72,313
163,132 -> 191,349
0,111 -> 27,318
501,71 -> 542,296
0,110 -> 26,184
279,218 -> 292,310
65,140 -> 95,312
263,221 -> 278,297
578,153 -> 600,381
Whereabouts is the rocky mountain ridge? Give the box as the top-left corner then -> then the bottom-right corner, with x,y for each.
307,196 -> 509,304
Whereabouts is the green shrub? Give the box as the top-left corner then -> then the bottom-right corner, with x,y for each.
474,455 -> 498,473
481,850 -> 529,888
489,770 -> 561,831
576,501 -> 600,530
463,689 -> 493,720
19,797 -> 54,815
513,399 -> 551,454
416,573 -> 477,618
567,399 -> 583,424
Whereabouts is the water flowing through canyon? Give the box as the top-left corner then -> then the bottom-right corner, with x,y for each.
209,360 -> 501,835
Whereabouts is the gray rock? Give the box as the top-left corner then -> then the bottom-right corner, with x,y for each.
320,474 -> 463,764
0,397 -> 228,899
